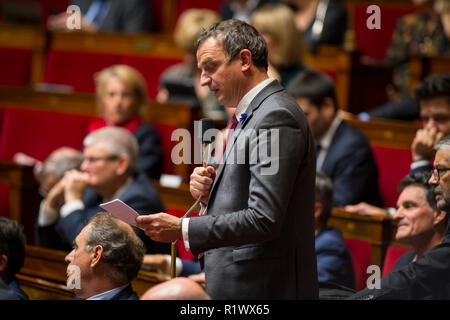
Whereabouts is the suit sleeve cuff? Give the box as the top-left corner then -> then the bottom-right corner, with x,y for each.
182,217 -> 190,252
37,200 -> 59,227
60,200 -> 84,219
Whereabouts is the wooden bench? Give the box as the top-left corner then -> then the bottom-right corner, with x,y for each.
16,273 -> 74,300
0,161 -> 40,245
344,117 -> 419,149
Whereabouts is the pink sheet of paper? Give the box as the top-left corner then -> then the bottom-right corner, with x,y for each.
99,199 -> 143,230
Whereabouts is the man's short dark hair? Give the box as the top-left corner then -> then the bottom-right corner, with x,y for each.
397,172 -> 437,210
286,69 -> 338,111
414,74 -> 450,103
0,218 -> 26,281
195,19 -> 268,71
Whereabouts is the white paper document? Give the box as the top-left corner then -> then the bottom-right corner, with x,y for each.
99,199 -> 143,230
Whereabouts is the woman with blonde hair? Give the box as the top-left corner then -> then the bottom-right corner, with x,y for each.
251,4 -> 308,87
87,64 -> 163,179
157,9 -> 226,121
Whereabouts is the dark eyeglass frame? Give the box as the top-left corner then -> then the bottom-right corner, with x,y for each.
431,167 -> 450,182
82,155 -> 119,164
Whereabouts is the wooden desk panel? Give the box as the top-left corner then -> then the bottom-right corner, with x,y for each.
49,31 -> 184,59
0,161 -> 41,245
344,117 -> 419,149
16,273 -> 74,300
329,209 -> 394,267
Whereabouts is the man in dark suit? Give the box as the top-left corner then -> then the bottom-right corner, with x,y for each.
65,212 -> 145,300
409,74 -> 450,175
137,19 -> 318,299
48,0 -> 153,33
350,135 -> 450,299
287,70 -> 382,207
37,127 -> 169,255
314,172 -> 354,290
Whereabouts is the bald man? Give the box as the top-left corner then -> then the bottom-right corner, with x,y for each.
140,277 -> 210,300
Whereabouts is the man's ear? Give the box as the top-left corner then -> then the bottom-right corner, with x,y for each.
115,155 -> 129,176
0,254 -> 8,272
433,209 -> 447,226
240,49 -> 252,72
90,245 -> 103,268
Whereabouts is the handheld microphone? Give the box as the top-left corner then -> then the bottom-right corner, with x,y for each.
198,118 -> 214,167
170,118 -> 214,278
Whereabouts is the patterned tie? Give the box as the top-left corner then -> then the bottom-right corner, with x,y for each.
223,115 -> 238,154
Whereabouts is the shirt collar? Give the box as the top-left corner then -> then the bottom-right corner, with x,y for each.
318,116 -> 342,150
86,284 -> 129,300
234,78 -> 275,122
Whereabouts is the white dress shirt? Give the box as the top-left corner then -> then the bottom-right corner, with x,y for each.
316,116 -> 342,170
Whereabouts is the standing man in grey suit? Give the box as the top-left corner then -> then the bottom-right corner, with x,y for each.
136,19 -> 318,300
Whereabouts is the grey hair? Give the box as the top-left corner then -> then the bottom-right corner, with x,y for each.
434,135 -> 450,151
84,212 -> 145,284
83,127 -> 139,176
195,19 -> 268,70
39,151 -> 83,181
315,171 -> 334,225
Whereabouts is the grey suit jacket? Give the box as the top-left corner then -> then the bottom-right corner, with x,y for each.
188,80 -> 318,299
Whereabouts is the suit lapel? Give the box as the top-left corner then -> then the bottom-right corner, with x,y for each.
208,80 -> 285,201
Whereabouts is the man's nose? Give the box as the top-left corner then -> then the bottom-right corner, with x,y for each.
65,251 -> 73,264
424,119 -> 437,130
200,73 -> 211,87
429,172 -> 438,185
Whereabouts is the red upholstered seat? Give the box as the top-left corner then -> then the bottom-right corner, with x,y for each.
382,245 -> 411,277
353,5 -> 419,59
152,123 -> 182,176
0,47 -> 32,87
0,107 -> 92,162
344,238 -> 371,291
119,55 -> 183,99
44,50 -> 119,93
371,145 -> 412,208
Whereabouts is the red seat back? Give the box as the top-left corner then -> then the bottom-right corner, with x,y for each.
353,5 -> 419,59
382,245 -> 411,277
371,145 -> 412,208
44,50 -> 119,93
0,107 -> 91,162
119,55 -> 183,99
344,238 -> 371,291
0,47 -> 32,87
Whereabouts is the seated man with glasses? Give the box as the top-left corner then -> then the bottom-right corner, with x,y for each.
37,127 -> 170,255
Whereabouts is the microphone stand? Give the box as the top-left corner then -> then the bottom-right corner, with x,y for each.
170,142 -> 211,279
